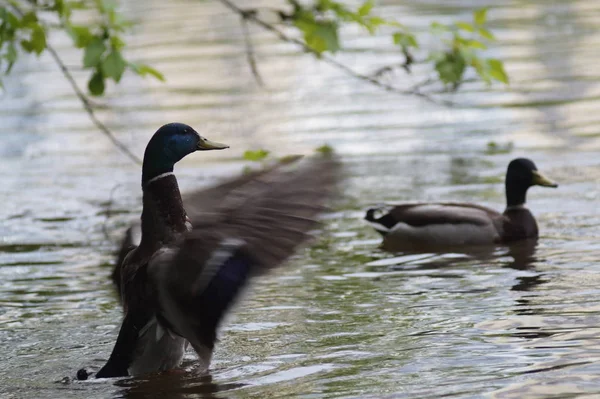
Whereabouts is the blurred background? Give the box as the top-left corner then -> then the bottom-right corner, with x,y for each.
2,0 -> 600,398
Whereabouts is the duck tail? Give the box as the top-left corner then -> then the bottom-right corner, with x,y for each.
364,207 -> 390,236
112,225 -> 140,301
364,208 -> 379,222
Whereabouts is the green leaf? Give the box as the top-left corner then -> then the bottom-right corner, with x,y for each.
110,35 -> 125,50
4,10 -> 20,28
457,46 -> 475,64
5,42 -> 17,73
456,22 -> 474,32
88,70 -> 105,96
319,0 -> 353,20
107,8 -> 118,26
129,63 -> 165,81
358,0 -> 374,17
5,43 -> 17,62
20,40 -> 34,53
30,25 -> 46,55
428,51 -> 446,62
312,23 -> 340,53
53,0 -> 68,18
21,12 -> 38,28
478,27 -> 495,41
384,20 -> 404,28
315,144 -> 334,156
68,25 -> 93,48
487,58 -> 509,84
83,37 -> 106,68
474,8 -> 488,26
243,149 -> 270,162
485,141 -> 513,155
393,31 -> 418,48
471,58 -> 491,84
466,39 -> 487,49
430,21 -> 449,34
295,19 -> 340,54
101,49 -> 126,82
435,51 -> 466,85
363,16 -> 386,34
106,7 -> 133,31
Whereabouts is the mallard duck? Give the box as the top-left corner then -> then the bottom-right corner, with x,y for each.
85,123 -> 339,379
364,158 -> 557,252
109,155 -> 305,303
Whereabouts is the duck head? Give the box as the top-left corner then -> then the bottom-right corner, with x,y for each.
505,158 -> 557,207
142,123 -> 229,186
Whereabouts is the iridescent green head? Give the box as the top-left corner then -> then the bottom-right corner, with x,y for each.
505,158 -> 557,207
142,123 -> 228,185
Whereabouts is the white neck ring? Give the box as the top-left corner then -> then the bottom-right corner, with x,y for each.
146,172 -> 174,185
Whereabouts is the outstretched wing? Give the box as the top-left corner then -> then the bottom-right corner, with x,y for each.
183,155 -> 304,220
111,225 -> 140,296
110,157 -> 304,298
148,157 -> 340,359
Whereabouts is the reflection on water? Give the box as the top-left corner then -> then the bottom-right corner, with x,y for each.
113,373 -> 246,399
3,0 -> 600,398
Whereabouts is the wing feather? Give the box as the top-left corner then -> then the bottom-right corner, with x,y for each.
111,157 -> 308,298
148,156 -> 340,353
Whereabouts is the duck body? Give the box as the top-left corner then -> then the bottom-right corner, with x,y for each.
365,158 -> 556,252
92,123 -> 339,379
366,202 -> 539,251
98,174 -> 191,378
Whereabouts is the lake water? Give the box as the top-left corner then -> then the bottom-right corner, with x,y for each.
2,0 -> 600,398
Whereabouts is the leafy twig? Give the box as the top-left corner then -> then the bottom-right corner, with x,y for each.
6,1 -> 142,164
216,0 -> 455,107
45,43 -> 142,165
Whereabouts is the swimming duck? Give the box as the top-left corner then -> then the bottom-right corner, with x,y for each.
364,158 -> 557,252
88,123 -> 339,378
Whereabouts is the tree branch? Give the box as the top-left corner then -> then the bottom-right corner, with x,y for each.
216,0 -> 455,107
45,43 -> 142,164
240,14 -> 264,86
7,1 -> 142,164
